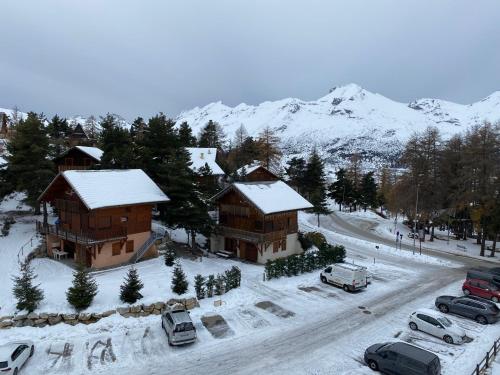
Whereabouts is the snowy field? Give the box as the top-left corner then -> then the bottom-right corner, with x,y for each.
1,195 -> 500,374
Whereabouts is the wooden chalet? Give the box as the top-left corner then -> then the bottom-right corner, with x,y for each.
37,169 -> 169,269
68,124 -> 90,147
53,146 -> 103,172
237,163 -> 279,182
211,180 -> 312,263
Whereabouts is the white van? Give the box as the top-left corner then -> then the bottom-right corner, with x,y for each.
320,263 -> 368,292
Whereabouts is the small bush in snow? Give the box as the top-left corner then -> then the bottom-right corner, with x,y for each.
164,245 -> 176,267
12,259 -> 44,312
120,267 -> 144,304
214,274 -> 225,296
206,274 -> 215,298
171,261 -> 189,295
67,263 -> 98,311
304,232 -> 327,249
194,274 -> 206,300
1,216 -> 15,237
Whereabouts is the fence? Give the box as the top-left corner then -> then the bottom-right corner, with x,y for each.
472,337 -> 500,375
17,232 -> 41,263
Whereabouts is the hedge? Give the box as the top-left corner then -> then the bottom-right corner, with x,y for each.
265,243 -> 346,280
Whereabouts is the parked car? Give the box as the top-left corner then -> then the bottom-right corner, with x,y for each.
435,295 -> 499,325
408,232 -> 419,239
364,341 -> 441,374
161,305 -> 197,346
0,341 -> 35,374
320,263 -> 368,292
358,265 -> 373,284
467,268 -> 500,287
408,308 -> 466,344
463,278 -> 500,302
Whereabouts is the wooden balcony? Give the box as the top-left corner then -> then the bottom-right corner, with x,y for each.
37,221 -> 127,245
216,225 -> 287,244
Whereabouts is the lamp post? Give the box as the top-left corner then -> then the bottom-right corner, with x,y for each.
414,184 -> 419,251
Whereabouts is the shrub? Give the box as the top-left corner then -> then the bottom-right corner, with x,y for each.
298,231 -> 313,250
194,274 -> 206,300
206,274 -> 215,298
67,264 -> 98,310
304,232 -> 327,249
171,262 -> 189,295
120,267 -> 144,304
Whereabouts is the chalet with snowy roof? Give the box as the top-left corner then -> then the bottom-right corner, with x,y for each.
53,146 -> 103,172
68,123 -> 90,147
211,180 -> 312,263
237,163 -> 279,182
37,169 -> 169,269
186,147 -> 225,176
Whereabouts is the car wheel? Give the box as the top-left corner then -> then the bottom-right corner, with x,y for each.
30,345 -> 34,357
492,296 -> 499,303
320,276 -> 327,284
368,360 -> 378,371
343,285 -> 350,292
476,315 -> 488,325
409,322 -> 418,331
463,288 -> 471,296
438,304 -> 449,313
443,335 -> 454,344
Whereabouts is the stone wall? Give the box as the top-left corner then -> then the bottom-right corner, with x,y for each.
0,297 -> 199,330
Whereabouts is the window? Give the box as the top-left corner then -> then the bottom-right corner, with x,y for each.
273,241 -> 279,253
469,302 -> 486,310
98,216 -> 111,229
281,237 -> 287,251
254,220 -> 263,230
324,267 -> 332,273
112,242 -> 122,256
126,240 -> 134,253
265,221 -> 274,232
121,216 -> 128,223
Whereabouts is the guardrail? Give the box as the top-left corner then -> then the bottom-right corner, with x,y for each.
472,337 -> 500,375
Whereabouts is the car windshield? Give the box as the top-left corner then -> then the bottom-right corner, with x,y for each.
0,362 -> 7,369
376,343 -> 392,352
174,322 -> 195,333
437,317 -> 452,327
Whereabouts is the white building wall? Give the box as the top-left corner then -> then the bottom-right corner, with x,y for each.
257,233 -> 302,263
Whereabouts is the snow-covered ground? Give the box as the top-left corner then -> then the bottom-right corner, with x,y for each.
336,208 -> 500,262
1,194 -> 500,374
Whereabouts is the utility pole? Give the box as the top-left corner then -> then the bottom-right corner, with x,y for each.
414,184 -> 419,251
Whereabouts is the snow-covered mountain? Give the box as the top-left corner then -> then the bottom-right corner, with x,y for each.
177,84 -> 500,169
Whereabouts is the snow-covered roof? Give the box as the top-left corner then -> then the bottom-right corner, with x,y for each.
237,163 -> 261,176
227,181 -> 312,215
186,147 -> 224,175
42,169 -> 169,210
75,146 -> 103,161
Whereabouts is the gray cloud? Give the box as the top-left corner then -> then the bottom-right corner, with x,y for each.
1,0 -> 499,120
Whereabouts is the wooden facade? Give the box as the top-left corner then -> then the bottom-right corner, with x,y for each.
244,166 -> 279,182
38,174 -> 158,269
53,147 -> 100,172
213,188 -> 299,263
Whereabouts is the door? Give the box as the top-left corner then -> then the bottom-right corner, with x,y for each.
416,314 -> 435,336
244,242 -> 258,262
426,316 -> 444,337
453,300 -> 473,317
477,280 -> 494,298
378,350 -> 398,373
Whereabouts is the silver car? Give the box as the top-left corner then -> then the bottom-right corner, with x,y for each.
0,341 -> 35,374
161,306 -> 197,346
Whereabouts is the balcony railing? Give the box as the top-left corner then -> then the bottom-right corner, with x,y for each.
216,225 -> 288,244
37,221 -> 127,245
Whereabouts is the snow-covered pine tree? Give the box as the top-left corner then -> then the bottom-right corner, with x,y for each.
66,264 -> 98,310
120,267 -> 144,304
171,261 -> 188,295
12,259 -> 44,312
194,274 -> 206,299
214,274 -> 225,296
164,245 -> 176,267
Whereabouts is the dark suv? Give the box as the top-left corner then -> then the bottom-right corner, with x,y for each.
435,295 -> 500,325
364,342 -> 441,374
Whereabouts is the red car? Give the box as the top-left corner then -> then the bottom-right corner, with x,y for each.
463,279 -> 500,303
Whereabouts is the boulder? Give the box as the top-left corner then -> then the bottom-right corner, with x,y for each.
65,319 -> 79,326
48,313 -> 59,318
152,309 -> 161,315
14,321 -> 24,328
130,305 -> 142,313
27,312 -> 39,320
34,319 -> 47,327
62,314 -> 77,321
0,316 -> 13,322
78,313 -> 91,321
39,313 -> 49,320
185,298 -> 200,310
139,311 -> 149,317
48,315 -> 62,325
91,313 -> 102,320
23,319 -> 34,327
154,302 -> 165,310
121,312 -> 132,318
0,320 -> 13,328
13,314 -> 27,321
143,304 -> 155,313
117,307 -> 130,316
101,310 -> 116,318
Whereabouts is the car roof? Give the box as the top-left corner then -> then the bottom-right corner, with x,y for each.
462,295 -> 497,306
388,342 -> 438,364
414,308 -> 446,319
332,263 -> 365,271
168,310 -> 192,324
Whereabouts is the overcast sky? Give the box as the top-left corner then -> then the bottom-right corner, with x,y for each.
1,0 -> 499,120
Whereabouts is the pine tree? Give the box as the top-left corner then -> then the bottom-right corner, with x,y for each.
198,120 -> 226,148
84,115 -> 99,140
46,115 -> 70,157
256,126 -> 281,170
164,245 -> 176,267
66,264 -> 98,311
206,274 -> 215,297
5,112 -> 55,209
12,259 -> 44,312
328,168 -> 354,211
178,121 -> 197,147
214,274 -> 225,296
194,274 -> 206,299
285,157 -> 307,193
359,172 -> 378,211
99,114 -> 134,168
119,267 -> 144,304
305,149 -> 331,226
130,117 -> 146,141
171,262 -> 189,295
